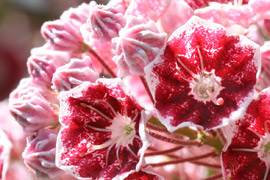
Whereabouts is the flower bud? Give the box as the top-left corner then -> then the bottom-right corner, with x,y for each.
113,15 -> 167,76
52,56 -> 98,93
27,43 -> 71,86
9,78 -> 59,132
23,129 -> 64,180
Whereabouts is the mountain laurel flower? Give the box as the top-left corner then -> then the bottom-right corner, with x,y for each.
23,129 -> 64,180
222,87 -> 270,180
52,56 -> 98,94
56,78 -> 151,179
9,78 -> 59,132
113,15 -> 167,76
145,16 -> 260,131
0,129 -> 12,180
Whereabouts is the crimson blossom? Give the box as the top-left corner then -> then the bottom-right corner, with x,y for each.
145,16 -> 260,131
56,78 -> 152,179
222,87 -> 270,180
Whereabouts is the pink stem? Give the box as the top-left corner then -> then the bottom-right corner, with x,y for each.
202,173 -> 223,180
88,47 -> 117,78
146,123 -> 168,133
146,129 -> 200,146
145,145 -> 183,157
216,128 -> 226,144
140,76 -> 154,104
192,161 -> 221,169
148,152 -> 215,167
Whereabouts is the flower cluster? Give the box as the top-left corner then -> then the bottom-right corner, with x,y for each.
4,0 -> 270,179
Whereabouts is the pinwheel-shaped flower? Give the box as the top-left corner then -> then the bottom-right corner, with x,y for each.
222,87 -> 270,180
145,16 -> 260,131
56,78 -> 150,179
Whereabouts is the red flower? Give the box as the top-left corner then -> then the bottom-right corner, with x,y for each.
56,78 -> 150,179
145,16 -> 260,131
222,87 -> 270,180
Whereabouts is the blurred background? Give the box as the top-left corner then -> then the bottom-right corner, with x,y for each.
0,0 -> 108,100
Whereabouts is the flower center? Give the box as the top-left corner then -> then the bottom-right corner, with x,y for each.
80,102 -> 139,166
176,46 -> 224,105
106,113 -> 136,148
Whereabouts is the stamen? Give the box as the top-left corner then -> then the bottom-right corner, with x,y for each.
91,138 -> 118,150
264,121 -> 270,135
124,105 -> 128,118
81,103 -> 113,121
206,90 -> 224,106
116,147 -> 121,167
127,144 -> 137,158
131,110 -> 139,122
97,100 -> 118,117
197,46 -> 204,72
85,124 -> 111,133
264,165 -> 270,180
247,127 -> 263,139
175,54 -> 196,78
231,148 -> 258,153
106,144 -> 114,166
176,70 -> 192,83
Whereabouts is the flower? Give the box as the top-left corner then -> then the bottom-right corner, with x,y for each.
145,16 -> 260,131
221,87 -> 270,180
56,78 -> 150,179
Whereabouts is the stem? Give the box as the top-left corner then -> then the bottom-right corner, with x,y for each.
216,128 -> 226,144
203,173 -> 223,180
140,76 -> 154,104
146,129 -> 200,146
88,47 -> 116,78
148,116 -> 198,140
146,122 -> 168,133
144,145 -> 183,157
191,161 -> 221,169
148,151 -> 216,167
146,147 -> 221,169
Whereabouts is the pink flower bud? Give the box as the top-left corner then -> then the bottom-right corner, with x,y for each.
41,2 -> 96,53
9,78 -> 59,132
52,56 -> 98,93
27,43 -> 71,86
23,129 -> 64,180
0,129 -> 12,180
87,5 -> 125,42
113,15 -> 167,76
